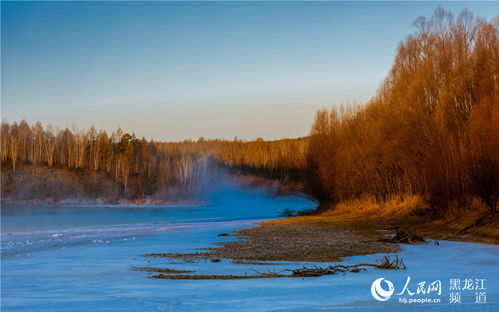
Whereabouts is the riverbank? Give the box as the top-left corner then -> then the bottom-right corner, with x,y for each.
217,196 -> 498,261
301,196 -> 499,245
146,195 -> 498,277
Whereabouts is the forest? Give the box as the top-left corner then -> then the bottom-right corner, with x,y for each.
1,9 -> 497,215
307,9 -> 498,215
0,120 -> 307,202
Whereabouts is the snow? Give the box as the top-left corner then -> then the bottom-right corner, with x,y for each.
1,187 -> 498,311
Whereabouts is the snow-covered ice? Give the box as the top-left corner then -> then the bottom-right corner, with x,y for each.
1,187 -> 498,311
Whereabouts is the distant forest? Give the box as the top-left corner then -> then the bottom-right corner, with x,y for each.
0,120 -> 307,202
1,9 -> 497,214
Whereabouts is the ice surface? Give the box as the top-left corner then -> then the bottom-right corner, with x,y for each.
1,186 -> 498,311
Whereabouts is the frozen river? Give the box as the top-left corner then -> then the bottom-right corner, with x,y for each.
1,186 -> 498,311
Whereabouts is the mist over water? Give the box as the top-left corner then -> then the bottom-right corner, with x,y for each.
1,173 -> 314,257
1,155 -> 290,208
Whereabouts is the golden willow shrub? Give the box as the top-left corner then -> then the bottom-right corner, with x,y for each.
307,9 -> 498,214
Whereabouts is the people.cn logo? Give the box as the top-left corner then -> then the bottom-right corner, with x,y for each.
371,278 -> 395,301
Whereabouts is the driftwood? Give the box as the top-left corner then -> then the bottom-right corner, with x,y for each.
379,230 -> 426,244
143,255 -> 406,280
283,255 -> 406,277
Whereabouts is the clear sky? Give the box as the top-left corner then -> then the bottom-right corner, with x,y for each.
2,1 -> 498,141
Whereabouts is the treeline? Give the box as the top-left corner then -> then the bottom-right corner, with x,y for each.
0,120 -> 204,199
157,137 -> 306,178
0,120 -> 307,201
307,9 -> 498,214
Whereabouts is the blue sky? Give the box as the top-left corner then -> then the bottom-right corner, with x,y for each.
2,1 -> 498,141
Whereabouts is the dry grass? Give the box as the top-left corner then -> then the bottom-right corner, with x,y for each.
266,196 -> 498,245
324,195 -> 429,219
